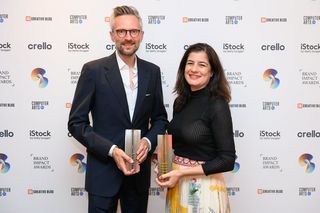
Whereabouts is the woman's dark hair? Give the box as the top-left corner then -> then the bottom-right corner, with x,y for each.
174,43 -> 231,112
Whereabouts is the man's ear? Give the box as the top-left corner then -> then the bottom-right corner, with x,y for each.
110,31 -> 115,42
140,31 -> 144,41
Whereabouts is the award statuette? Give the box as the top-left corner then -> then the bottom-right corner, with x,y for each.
125,129 -> 141,171
157,134 -> 173,176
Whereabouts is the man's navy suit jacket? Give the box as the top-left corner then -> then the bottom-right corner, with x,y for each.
68,52 -> 168,197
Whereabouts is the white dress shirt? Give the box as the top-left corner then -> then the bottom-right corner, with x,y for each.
108,51 -> 151,157
116,51 -> 138,121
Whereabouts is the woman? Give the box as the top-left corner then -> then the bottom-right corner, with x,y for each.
156,43 -> 236,213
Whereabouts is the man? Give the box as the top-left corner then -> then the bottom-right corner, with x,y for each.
68,5 -> 168,213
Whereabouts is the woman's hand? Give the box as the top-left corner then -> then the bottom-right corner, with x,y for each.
155,170 -> 183,188
155,165 -> 205,188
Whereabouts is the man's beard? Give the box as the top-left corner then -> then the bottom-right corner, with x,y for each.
116,42 -> 139,56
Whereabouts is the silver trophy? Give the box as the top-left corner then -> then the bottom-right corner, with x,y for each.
125,129 -> 141,171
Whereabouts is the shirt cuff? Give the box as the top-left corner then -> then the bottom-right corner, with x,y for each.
108,145 -> 118,157
142,137 -> 151,152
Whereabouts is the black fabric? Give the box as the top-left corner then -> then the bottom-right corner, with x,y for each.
88,193 -> 118,213
119,175 -> 149,213
88,175 -> 149,213
167,88 -> 236,175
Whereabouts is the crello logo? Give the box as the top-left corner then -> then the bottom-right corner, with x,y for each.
31,68 -> 48,88
232,155 -> 240,173
70,153 -> 86,173
263,69 -> 280,89
0,153 -> 10,174
299,153 -> 315,173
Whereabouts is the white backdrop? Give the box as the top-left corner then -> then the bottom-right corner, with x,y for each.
1,0 -> 320,212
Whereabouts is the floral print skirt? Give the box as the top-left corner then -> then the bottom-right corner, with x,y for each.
165,155 -> 230,213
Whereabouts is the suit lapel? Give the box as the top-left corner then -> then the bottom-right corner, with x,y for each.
103,53 -> 131,122
132,58 -> 150,123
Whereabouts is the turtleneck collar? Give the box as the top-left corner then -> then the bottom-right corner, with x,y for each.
190,87 -> 209,98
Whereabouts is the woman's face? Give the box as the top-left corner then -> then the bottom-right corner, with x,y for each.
184,51 -> 212,91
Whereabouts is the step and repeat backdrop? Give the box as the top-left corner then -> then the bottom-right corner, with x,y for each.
1,0 -> 320,212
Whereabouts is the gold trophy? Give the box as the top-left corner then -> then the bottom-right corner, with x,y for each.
157,134 -> 173,176
125,129 -> 140,171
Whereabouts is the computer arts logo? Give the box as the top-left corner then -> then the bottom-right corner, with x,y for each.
227,187 -> 240,196
299,187 -> 315,196
263,69 -> 280,89
299,153 -> 315,173
70,15 -> 87,24
303,16 -> 320,25
71,187 -> 85,196
148,16 -> 165,24
70,153 -> 86,173
31,68 -> 48,88
0,14 -> 9,23
225,16 -> 243,24
0,188 -> 11,196
0,153 -> 10,174
149,187 -> 164,196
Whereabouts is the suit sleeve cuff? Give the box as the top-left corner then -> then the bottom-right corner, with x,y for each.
108,145 -> 118,157
142,137 -> 152,152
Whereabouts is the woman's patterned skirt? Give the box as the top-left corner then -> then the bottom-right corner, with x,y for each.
165,155 -> 231,213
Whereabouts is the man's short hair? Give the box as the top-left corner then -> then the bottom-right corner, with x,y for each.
110,5 -> 143,30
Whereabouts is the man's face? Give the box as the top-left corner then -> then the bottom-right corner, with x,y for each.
110,15 -> 144,57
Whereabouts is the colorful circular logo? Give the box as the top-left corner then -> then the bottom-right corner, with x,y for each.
263,69 -> 280,89
31,68 -> 48,88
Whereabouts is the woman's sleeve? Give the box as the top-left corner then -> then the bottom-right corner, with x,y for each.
202,98 -> 236,175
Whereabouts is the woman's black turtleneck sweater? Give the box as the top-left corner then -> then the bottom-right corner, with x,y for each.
167,88 -> 236,175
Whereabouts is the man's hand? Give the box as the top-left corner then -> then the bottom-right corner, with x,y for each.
112,147 -> 138,176
136,138 -> 150,164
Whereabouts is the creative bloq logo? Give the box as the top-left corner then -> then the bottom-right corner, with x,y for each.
299,153 -> 315,173
263,69 -> 280,89
31,68 -> 48,88
261,17 -> 287,23
25,16 -> 52,22
65,102 -> 72,108
229,103 -> 247,108
0,153 -> 10,174
70,153 -> 86,173
182,17 -> 209,23
232,155 -> 240,173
